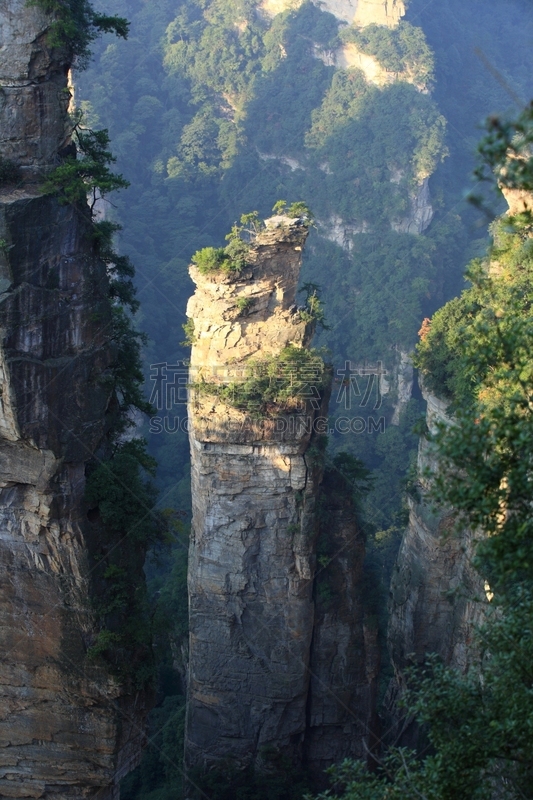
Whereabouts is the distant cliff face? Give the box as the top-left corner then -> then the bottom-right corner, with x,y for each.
353,0 -> 405,27
261,0 -> 405,26
185,218 -> 378,774
386,387 -> 485,744
0,3 -> 149,797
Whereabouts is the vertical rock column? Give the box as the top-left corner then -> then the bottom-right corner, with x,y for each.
0,3 -> 150,797
184,217 -> 327,769
386,388 -> 485,745
305,473 -> 380,777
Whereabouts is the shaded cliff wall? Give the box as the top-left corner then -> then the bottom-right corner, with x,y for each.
306,471 -> 379,777
185,217 -> 377,773
0,3 -> 149,797
386,388 -> 485,744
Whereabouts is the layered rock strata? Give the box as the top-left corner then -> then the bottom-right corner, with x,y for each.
386,388 -> 485,745
185,217 -> 377,772
0,3 -> 150,797
184,217 -> 323,769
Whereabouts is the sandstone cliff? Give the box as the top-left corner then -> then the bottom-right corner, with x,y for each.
184,218 -> 377,774
386,387 -> 485,744
0,3 -> 150,797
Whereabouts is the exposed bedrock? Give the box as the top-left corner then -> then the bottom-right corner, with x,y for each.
385,388 -> 485,746
0,3 -> 151,797
305,468 -> 379,779
0,0 -> 71,181
184,218 -> 378,775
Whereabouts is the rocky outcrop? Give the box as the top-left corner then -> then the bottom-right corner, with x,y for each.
184,217 -> 377,774
353,0 -> 405,27
305,469 -> 379,779
0,0 -> 71,182
319,215 -> 369,250
386,388 -> 485,744
335,44 -> 419,87
0,3 -> 150,797
261,0 -> 404,26
390,350 -> 413,425
392,178 -> 434,235
184,218 -> 324,770
261,0 -> 358,24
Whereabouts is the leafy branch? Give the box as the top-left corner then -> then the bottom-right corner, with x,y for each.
43,118 -> 129,209
28,0 -> 129,66
298,282 -> 329,329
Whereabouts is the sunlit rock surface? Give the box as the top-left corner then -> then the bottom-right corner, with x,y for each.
261,0 -> 404,26
354,0 -> 405,27
184,218 -> 378,773
185,218 -> 323,769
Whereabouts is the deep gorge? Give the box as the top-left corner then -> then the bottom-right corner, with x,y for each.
1,0 -> 533,797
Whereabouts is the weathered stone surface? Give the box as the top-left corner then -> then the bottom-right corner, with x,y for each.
385,388 -> 485,745
185,218 -> 325,768
185,218 -> 378,775
260,0 -> 404,26
390,350 -> 413,426
0,188 -> 151,799
0,0 -> 70,180
391,178 -> 434,235
353,0 -> 405,27
0,2 -> 151,797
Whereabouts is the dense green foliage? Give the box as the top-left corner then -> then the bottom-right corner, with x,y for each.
190,209 -> 260,275
340,22 -> 434,88
191,345 -> 327,414
76,0 -> 533,796
310,108 -> 533,800
475,100 -> 533,199
44,120 -> 129,207
191,245 -> 243,275
28,0 -> 128,63
84,214 -> 166,688
415,219 -> 533,408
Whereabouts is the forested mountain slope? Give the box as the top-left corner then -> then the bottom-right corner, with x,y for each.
79,0 -> 533,532
75,2 -> 533,796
